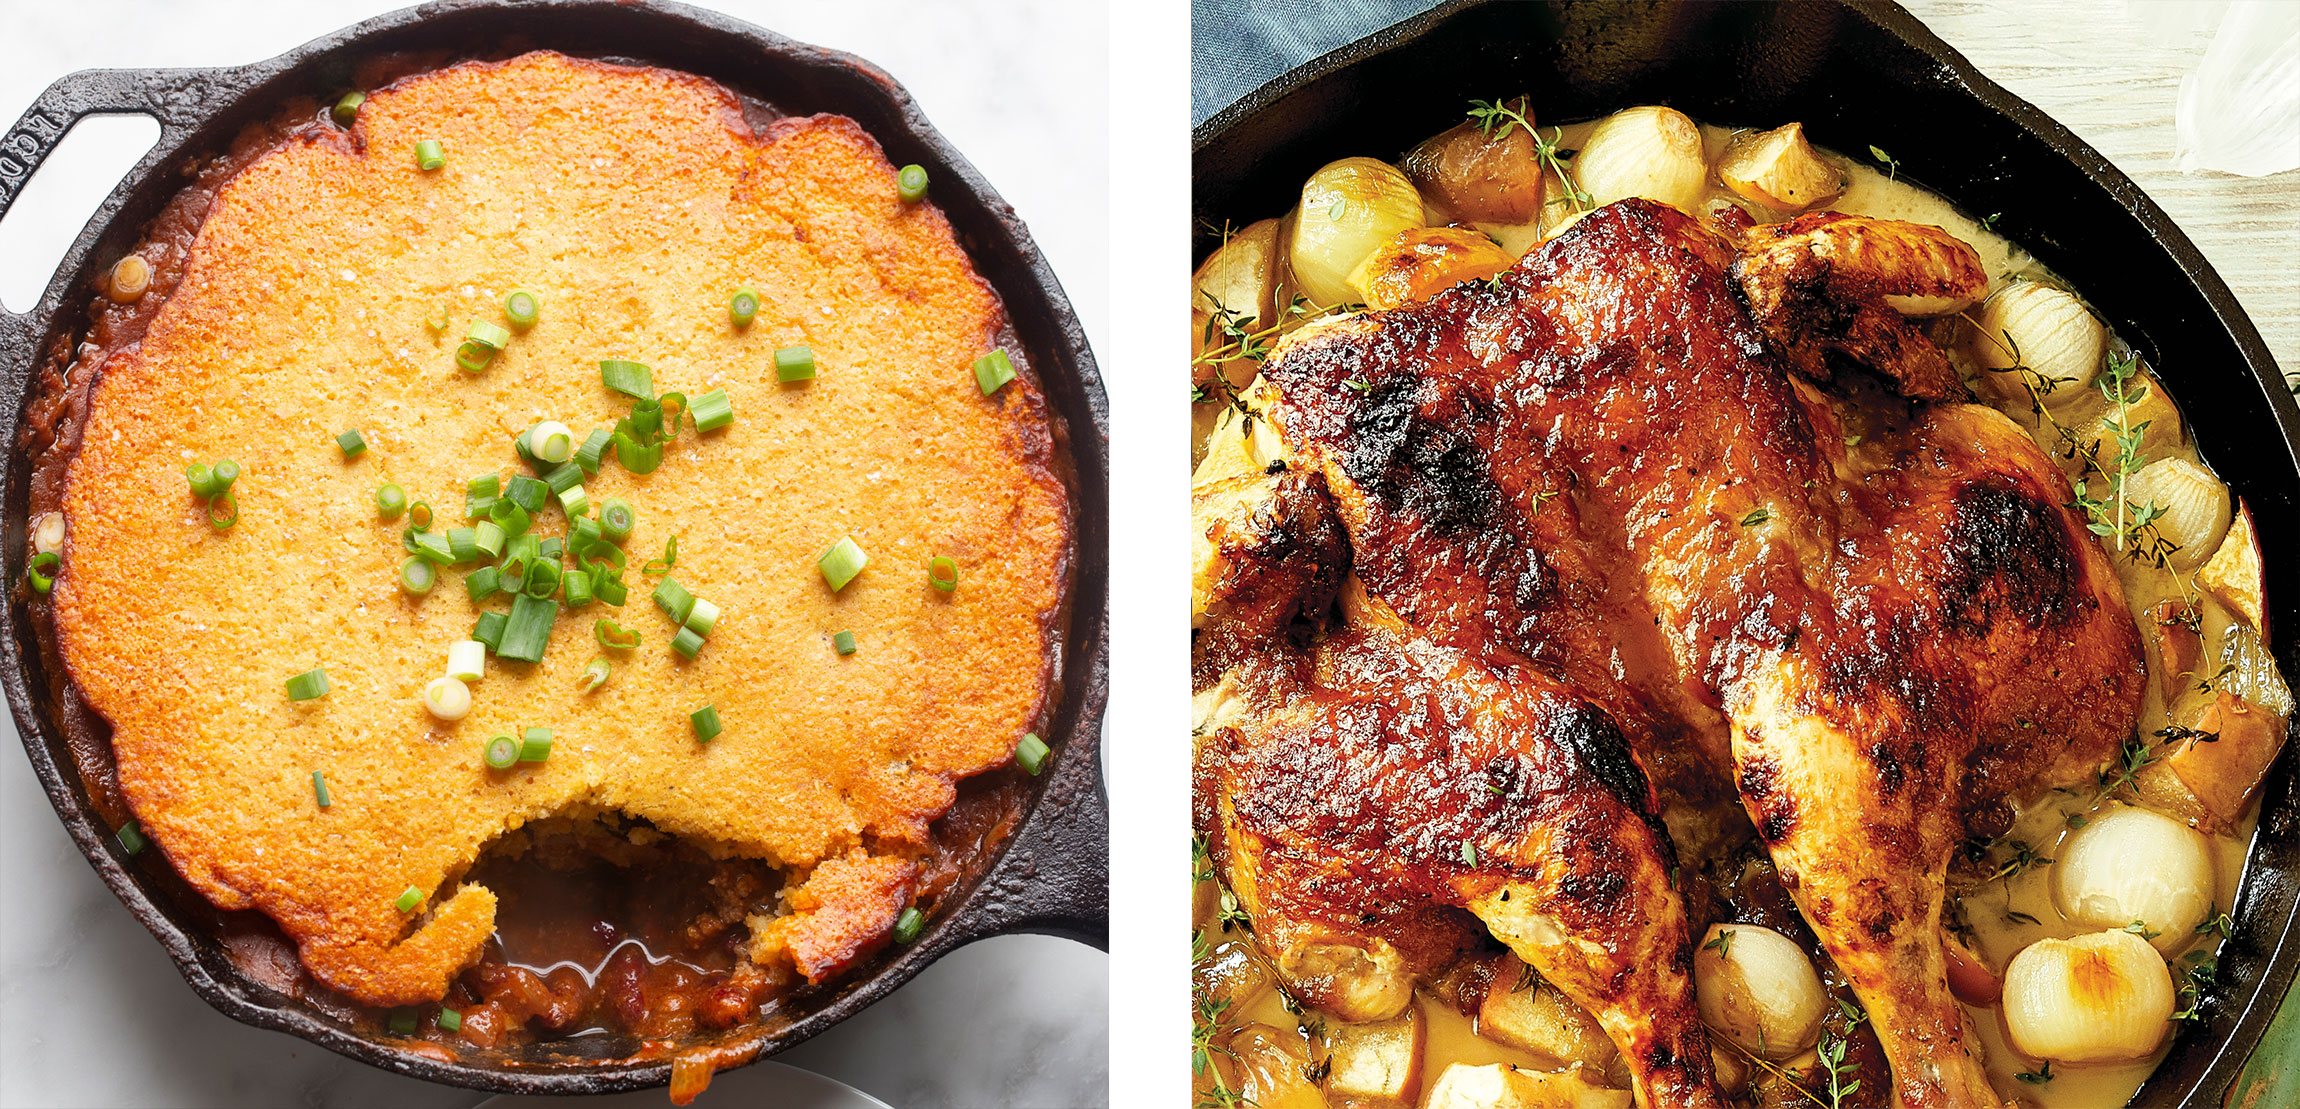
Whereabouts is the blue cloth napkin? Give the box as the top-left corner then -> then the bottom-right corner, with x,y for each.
1192,0 -> 1444,126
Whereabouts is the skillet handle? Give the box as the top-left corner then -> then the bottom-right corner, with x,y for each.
0,67 -> 230,215
942,725 -> 1110,952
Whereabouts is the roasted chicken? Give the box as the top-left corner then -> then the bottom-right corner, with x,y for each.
1194,199 -> 2145,1108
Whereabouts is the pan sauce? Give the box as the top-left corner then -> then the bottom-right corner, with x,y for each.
1189,103 -> 2290,1109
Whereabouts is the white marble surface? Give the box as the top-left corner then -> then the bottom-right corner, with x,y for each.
0,2 -> 1109,1107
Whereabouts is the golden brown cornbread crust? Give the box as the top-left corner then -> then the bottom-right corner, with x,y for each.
51,52 -> 1070,1007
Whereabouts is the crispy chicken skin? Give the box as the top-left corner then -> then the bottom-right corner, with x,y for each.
1731,211 -> 1988,400
1197,620 -> 1723,1108
1212,199 -> 2143,1108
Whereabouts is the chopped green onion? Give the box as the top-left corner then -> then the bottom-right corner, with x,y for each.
117,820 -> 146,856
1015,732 -> 1050,776
473,520 -> 507,559
496,593 -> 558,663
337,429 -> 367,459
408,500 -> 434,531
376,483 -> 408,519
466,472 -> 500,510
685,598 -> 721,635
388,1009 -> 418,1035
413,140 -> 445,171
211,459 -> 240,489
446,640 -> 486,682
893,906 -> 925,943
600,498 -> 636,541
518,726 -> 552,763
581,539 -> 629,570
185,463 -> 223,499
580,659 -> 611,692
818,537 -> 867,591
600,359 -> 653,399
455,340 -> 497,374
312,770 -> 333,808
483,734 -> 519,770
285,668 -> 331,702
672,626 -> 705,659
513,423 -> 540,464
505,474 -> 547,513
438,1008 -> 463,1032
973,349 -> 1017,395
657,393 -> 688,439
594,618 -> 641,649
465,565 -> 501,603
465,320 -> 510,351
896,164 -> 929,204
523,559 -> 562,599
652,577 -> 696,624
27,551 -> 59,595
562,566 -> 595,607
629,399 -> 665,441
395,886 -> 423,912
613,432 -> 663,475
774,345 -> 817,383
503,289 -> 540,329
576,428 -> 612,475
488,498 -> 531,539
690,388 -> 734,432
570,515 -> 603,548
543,462 -> 583,496
928,556 -> 958,592
531,421 -> 575,465
473,611 -> 508,653
332,91 -> 364,128
400,556 -> 438,594
729,287 -> 760,327
411,531 -> 455,565
691,704 -> 723,742
593,572 -> 630,607
506,532 -> 541,564
833,629 -> 857,655
446,526 -> 479,563
644,536 -> 678,575
537,536 -> 564,562
206,492 -> 239,530
421,675 -> 471,720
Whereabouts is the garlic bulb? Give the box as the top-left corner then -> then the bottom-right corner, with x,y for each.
1287,158 -> 1425,308
2002,930 -> 2175,1062
1693,923 -> 1828,1059
1969,281 -> 2107,406
1348,226 -> 1514,310
1573,106 -> 1710,215
1718,123 -> 1846,212
2126,458 -> 2231,570
2053,804 -> 2216,954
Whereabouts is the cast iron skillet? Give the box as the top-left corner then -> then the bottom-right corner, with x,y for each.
1195,1 -> 2300,1104
0,0 -> 1108,1096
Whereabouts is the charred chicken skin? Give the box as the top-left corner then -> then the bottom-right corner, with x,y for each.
1194,199 -> 2144,1108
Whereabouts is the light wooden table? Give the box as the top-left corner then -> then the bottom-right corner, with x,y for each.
1904,0 -> 2298,378
1902,4 -> 2300,1099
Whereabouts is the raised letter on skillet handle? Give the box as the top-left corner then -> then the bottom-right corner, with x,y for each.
0,67 -> 229,213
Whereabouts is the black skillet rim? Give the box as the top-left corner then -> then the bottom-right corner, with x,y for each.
1189,0 -> 2300,1104
0,0 -> 1110,1096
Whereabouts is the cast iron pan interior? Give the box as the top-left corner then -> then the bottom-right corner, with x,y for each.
1193,1 -> 2300,1104
0,0 -> 1108,1096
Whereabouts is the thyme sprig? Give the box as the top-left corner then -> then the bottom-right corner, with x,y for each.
1703,928 -> 1738,959
2173,952 -> 2217,1021
1466,98 -> 1593,213
2068,350 -> 2175,563
2016,1060 -> 2055,1085
1817,997 -> 1869,1109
